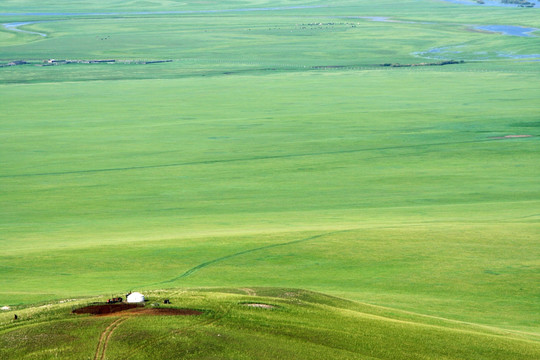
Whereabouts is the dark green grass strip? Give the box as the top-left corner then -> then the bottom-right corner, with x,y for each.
0,138 -> 511,178
146,231 -> 347,287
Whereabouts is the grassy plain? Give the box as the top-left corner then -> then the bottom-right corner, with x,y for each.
1,0 -> 539,357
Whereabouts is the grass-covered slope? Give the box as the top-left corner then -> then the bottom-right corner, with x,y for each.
1,288 -> 539,360
1,0 -> 539,355
1,70 -> 538,333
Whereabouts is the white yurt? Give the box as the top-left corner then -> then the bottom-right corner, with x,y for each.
126,292 -> 145,303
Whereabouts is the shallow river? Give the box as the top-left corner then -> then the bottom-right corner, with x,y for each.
2,21 -> 46,36
474,25 -> 538,36
0,5 -> 325,17
439,0 -> 539,7
1,5 -> 325,38
3,5 -> 537,61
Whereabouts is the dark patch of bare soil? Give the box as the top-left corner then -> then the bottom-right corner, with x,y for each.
73,303 -> 141,315
73,304 -> 202,316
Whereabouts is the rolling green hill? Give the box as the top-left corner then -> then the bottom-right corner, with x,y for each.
1,0 -> 539,358
1,288 -> 539,359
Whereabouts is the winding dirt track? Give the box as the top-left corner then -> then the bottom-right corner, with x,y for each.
87,306 -> 204,359
241,288 -> 257,296
94,317 -> 127,360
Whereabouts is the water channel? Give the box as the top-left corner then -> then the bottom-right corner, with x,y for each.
439,0 -> 539,7
0,5 -> 326,17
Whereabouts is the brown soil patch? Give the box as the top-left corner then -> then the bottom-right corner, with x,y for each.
73,304 -> 141,315
73,304 -> 202,316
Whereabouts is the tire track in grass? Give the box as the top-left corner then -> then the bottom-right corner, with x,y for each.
122,296 -> 233,359
94,317 -> 127,360
0,138 -> 502,178
146,231 -> 346,287
240,288 -> 256,296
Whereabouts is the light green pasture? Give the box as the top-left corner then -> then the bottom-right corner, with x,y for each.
1,70 -> 538,332
0,0 -> 539,347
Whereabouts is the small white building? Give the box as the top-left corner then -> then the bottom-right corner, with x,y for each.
126,292 -> 145,303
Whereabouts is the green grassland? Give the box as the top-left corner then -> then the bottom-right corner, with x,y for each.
1,0 -> 539,358
1,288 -> 539,359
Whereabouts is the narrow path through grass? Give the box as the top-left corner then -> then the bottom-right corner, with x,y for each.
94,317 -> 127,360
146,231 -> 348,287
